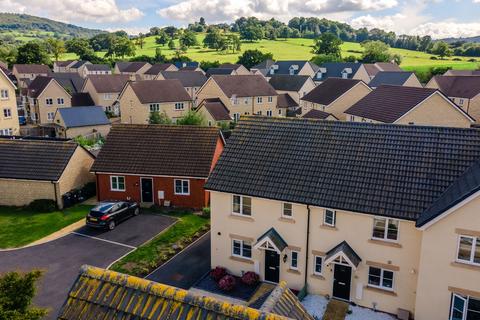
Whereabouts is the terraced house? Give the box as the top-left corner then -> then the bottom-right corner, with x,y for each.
205,116 -> 480,320
81,74 -> 130,116
0,68 -> 18,136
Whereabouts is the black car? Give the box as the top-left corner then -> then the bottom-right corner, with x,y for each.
86,201 -> 139,230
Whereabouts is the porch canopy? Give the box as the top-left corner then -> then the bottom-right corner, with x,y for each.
324,241 -> 362,269
254,228 -> 288,254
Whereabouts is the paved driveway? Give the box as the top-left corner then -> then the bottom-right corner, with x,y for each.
146,231 -> 211,289
0,213 -> 176,320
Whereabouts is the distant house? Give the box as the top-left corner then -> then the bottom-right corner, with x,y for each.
206,68 -> 236,77
0,68 -> 19,136
68,61 -> 91,76
26,76 -> 72,124
0,138 -> 94,208
81,74 -> 130,115
345,85 -> 474,128
363,62 -> 403,80
302,109 -> 338,120
196,98 -> 232,127
114,61 -> 151,79
276,93 -> 300,116
300,78 -> 372,120
368,71 -> 422,88
174,61 -> 200,69
250,59 -> 275,77
179,65 -> 205,74
218,63 -> 251,75
12,64 -> 51,88
267,60 -> 319,78
119,80 -> 192,124
158,71 -> 207,101
91,124 -> 224,209
426,75 -> 480,121
142,63 -> 178,80
49,73 -> 94,107
53,60 -> 77,73
268,75 -> 316,103
314,62 -> 370,83
443,69 -> 480,76
53,106 -> 111,139
196,75 -> 280,119
81,64 -> 112,78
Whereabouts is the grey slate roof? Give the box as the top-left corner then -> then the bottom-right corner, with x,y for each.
87,74 -> 130,93
13,64 -> 51,74
205,117 -> 480,221
51,73 -> 84,94
271,61 -> 318,75
325,241 -> 361,267
70,61 -> 90,69
144,63 -> 175,75
129,80 -> 191,103
369,71 -> 414,87
256,228 -> 288,252
27,76 -> 55,98
161,71 -> 207,87
57,106 -> 110,128
0,138 -> 78,181
431,75 -> 480,99
268,75 -> 311,91
302,109 -> 336,120
277,93 -> 298,109
71,92 -> 95,106
301,78 -> 363,105
315,62 -> 362,80
85,64 -> 111,71
199,98 -> 231,121
206,68 -> 235,77
211,75 -> 277,98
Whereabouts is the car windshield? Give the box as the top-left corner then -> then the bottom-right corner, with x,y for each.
89,210 -> 105,217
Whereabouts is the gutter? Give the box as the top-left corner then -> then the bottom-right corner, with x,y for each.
304,204 -> 311,288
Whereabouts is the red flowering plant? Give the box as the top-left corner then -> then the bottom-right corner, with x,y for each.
210,266 -> 227,282
218,274 -> 236,291
241,271 -> 259,286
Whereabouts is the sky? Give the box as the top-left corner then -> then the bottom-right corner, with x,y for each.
1,0 -> 480,39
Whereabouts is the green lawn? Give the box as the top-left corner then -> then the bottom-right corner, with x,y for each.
0,204 -> 92,249
110,210 -> 210,277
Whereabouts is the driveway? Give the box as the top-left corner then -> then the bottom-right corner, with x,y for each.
146,231 -> 211,289
0,213 -> 176,320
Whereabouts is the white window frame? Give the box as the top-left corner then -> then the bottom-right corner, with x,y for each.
459,98 -> 464,105
0,128 -> 12,136
47,112 -> 55,121
314,256 -> 323,275
45,98 -> 53,105
257,97 -> 263,104
372,217 -> 399,241
174,102 -> 185,110
367,266 -> 395,291
232,195 -> 252,216
266,110 -> 272,117
57,98 -> 64,105
324,209 -> 336,227
233,113 -> 240,122
451,294 -> 467,320
174,179 -> 190,195
0,89 -> 9,99
110,176 -> 125,191
149,103 -> 160,112
232,239 -> 252,259
104,93 -> 113,100
3,108 -> 11,119
282,202 -> 293,218
268,96 -> 273,103
290,250 -> 299,270
456,235 -> 480,266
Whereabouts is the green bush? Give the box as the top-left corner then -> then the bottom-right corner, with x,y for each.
26,199 -> 57,212
202,207 -> 211,218
430,56 -> 438,60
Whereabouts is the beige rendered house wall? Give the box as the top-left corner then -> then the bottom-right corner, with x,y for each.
0,74 -> 19,135
415,194 -> 480,320
35,81 -> 72,125
353,66 -> 371,83
326,84 -> 372,120
403,74 -> 423,88
82,79 -> 119,110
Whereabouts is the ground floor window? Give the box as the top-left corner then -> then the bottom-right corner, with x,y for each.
232,239 -> 252,259
451,294 -> 480,320
0,128 -> 12,135
368,266 -> 394,291
174,179 -> 189,195
110,176 -> 125,191
290,251 -> 299,269
314,256 -> 323,275
47,112 -> 55,121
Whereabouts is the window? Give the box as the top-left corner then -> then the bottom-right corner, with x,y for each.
459,99 -> 465,105
268,96 -> 273,103
0,128 -> 12,136
3,108 -> 11,118
57,98 -> 64,105
278,109 -> 282,115
457,235 -> 480,265
233,98 -> 239,105
104,93 -> 113,100
257,97 -> 263,103
45,98 -> 53,105
324,209 -> 336,227
372,217 -> 399,241
175,102 -> 184,110
314,256 -> 323,275
110,176 -> 125,191
0,89 -> 8,99
342,72 -> 348,79
368,267 -> 394,290
290,251 -> 299,269
450,294 -> 480,320
233,113 -> 240,122
282,203 -> 292,218
208,120 -> 212,127
349,115 -> 355,121
266,110 -> 272,117
232,239 -> 252,259
257,111 -> 262,116
149,103 -> 160,112
174,179 -> 189,195
47,112 -> 55,121
232,195 -> 251,216
244,98 -> 249,105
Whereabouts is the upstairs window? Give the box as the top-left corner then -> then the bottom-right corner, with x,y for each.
3,108 -> 11,118
372,217 -> 399,241
257,97 -> 263,104
457,235 -> 480,265
45,98 -> 53,105
57,98 -> 64,105
282,203 -> 292,218
175,102 -> 184,110
290,251 -> 299,269
0,89 -> 9,99
232,195 -> 251,216
268,96 -> 273,103
324,209 -> 336,227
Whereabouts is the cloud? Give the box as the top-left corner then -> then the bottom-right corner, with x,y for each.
411,22 -> 480,39
0,0 -> 144,23
350,13 -> 405,31
157,0 -> 398,23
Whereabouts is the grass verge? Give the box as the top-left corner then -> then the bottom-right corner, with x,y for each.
0,204 -> 92,249
110,209 -> 210,277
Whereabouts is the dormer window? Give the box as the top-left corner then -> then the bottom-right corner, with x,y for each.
342,71 -> 348,79
317,73 -> 322,79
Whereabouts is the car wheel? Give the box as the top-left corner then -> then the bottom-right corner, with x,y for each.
108,221 -> 116,230
133,208 -> 140,216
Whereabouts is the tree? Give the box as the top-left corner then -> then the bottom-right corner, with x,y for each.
203,29 -> 224,50
45,38 -> 65,61
105,36 -> 135,59
312,32 -> 343,58
239,25 -> 263,42
135,33 -> 146,49
199,17 -> 206,26
361,40 -> 395,63
168,39 -> 175,50
176,109 -> 206,126
179,30 -> 198,48
222,34 -> 241,53
155,30 -> 169,46
149,111 -> 172,124
65,38 -> 94,57
16,41 -> 50,65
155,48 -> 166,62
310,54 -> 343,65
431,41 -> 453,59
237,49 -> 273,69
279,26 -> 290,39
0,270 -> 47,320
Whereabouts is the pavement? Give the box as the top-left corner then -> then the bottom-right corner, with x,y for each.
0,213 -> 176,320
146,231 -> 211,289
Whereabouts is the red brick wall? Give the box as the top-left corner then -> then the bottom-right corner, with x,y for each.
96,174 -> 208,209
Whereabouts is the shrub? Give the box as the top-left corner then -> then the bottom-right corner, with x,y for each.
452,57 -> 461,61
26,199 -> 57,212
430,56 -> 438,60
210,266 -> 227,282
241,271 -> 259,286
218,274 -> 236,291
468,58 -> 477,62
202,207 -> 210,218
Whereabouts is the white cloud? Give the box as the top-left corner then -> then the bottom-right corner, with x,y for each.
411,22 -> 480,39
106,26 -> 151,35
0,0 -> 144,23
350,13 -> 405,31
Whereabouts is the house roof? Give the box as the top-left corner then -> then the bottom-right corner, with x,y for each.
51,73 -> 84,94
199,98 -> 231,121
206,68 -> 235,76
55,60 -> 76,67
364,64 -> 381,77
114,61 -> 131,72
205,116 -> 480,221
271,61 -> 318,75
301,78 -> 363,105
277,93 -> 298,109
219,63 -> 243,70
256,228 -> 288,252
58,265 -> 309,320
91,124 -> 221,178
85,64 -> 111,71
268,75 -> 311,92
376,62 -> 402,72
27,76 -> 70,99
87,74 -> 130,93
316,62 -> 362,80
57,106 -> 110,128
71,92 -> 95,107
180,66 -> 201,71
431,75 -> 480,99
325,241 -> 361,268
368,71 -> 414,87
161,71 -> 207,87
122,61 -> 150,73
444,70 -> 480,76
174,61 -> 200,69
252,59 -> 275,70
345,85 -> 473,123
0,138 -> 79,181
13,64 -> 50,74
211,75 -> 278,98
128,80 -> 191,103
301,109 -> 336,120
70,61 -> 90,69
144,63 -> 175,75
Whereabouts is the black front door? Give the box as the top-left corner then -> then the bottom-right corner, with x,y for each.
141,178 -> 153,203
332,264 -> 352,301
264,250 -> 280,283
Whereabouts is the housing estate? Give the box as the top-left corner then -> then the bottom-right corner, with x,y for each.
266,60 -> 319,78
0,68 -> 19,136
12,64 -> 51,88
114,61 -> 151,79
314,62 -> 370,83
268,75 -> 316,103
158,71 -> 207,101
205,116 -> 480,320
91,124 -> 224,209
53,106 -> 111,139
81,74 -> 130,115
141,63 -> 178,80
80,64 -> 112,78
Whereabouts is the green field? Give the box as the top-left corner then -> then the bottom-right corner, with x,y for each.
59,34 -> 480,72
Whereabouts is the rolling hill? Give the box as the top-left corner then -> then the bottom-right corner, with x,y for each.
441,35 -> 480,44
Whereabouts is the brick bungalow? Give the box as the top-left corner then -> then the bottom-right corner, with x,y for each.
91,124 -> 224,209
